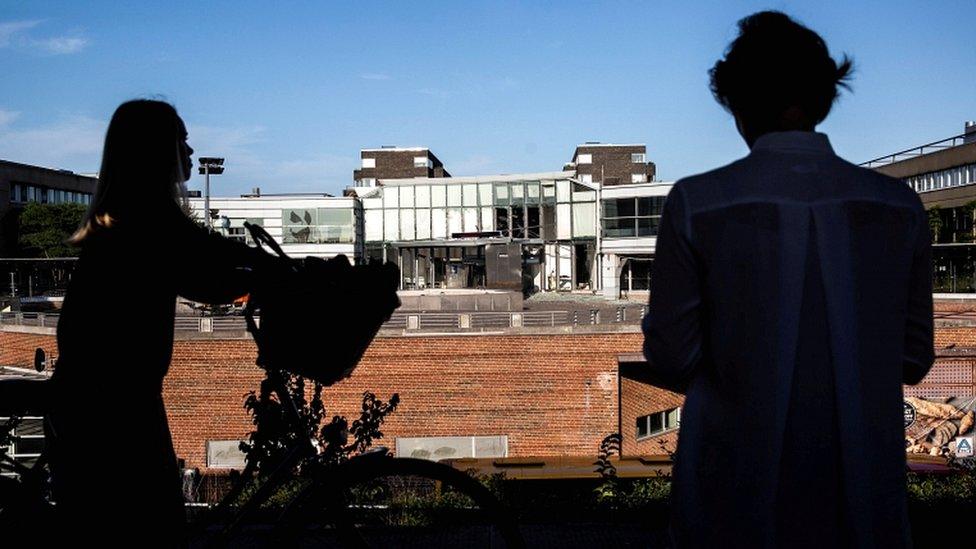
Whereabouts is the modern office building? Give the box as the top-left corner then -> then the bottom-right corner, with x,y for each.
344,143 -> 671,298
864,121 -> 976,292
191,142 -> 671,298
0,160 -> 96,255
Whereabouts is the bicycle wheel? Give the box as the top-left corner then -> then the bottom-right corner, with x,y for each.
275,455 -> 525,548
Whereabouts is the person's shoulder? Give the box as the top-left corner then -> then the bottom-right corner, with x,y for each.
667,156 -> 752,207
831,156 -> 924,211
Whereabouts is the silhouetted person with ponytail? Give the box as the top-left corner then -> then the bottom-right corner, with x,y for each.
50,100 -> 286,545
642,12 -> 933,548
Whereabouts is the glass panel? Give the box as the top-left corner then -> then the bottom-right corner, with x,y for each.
638,217 -> 660,237
463,184 -> 478,206
463,208 -> 479,232
556,180 -> 570,203
431,185 -> 446,207
400,209 -> 415,240
638,196 -> 665,216
511,182 -> 524,200
572,190 -> 596,202
317,209 -> 352,225
431,209 -> 447,239
416,209 -> 431,239
495,208 -> 510,237
400,186 -> 415,208
542,184 -> 556,204
649,413 -> 664,434
363,197 -> 383,209
478,183 -> 493,206
636,417 -> 648,439
365,210 -> 383,241
604,198 -> 635,218
382,186 -> 399,209
384,209 -> 399,240
447,208 -> 463,236
527,206 -> 541,238
512,206 -> 525,238
494,183 -> 509,205
480,207 -> 494,232
526,182 -> 540,203
282,209 -> 316,244
666,408 -> 680,429
556,203 -> 572,239
447,185 -> 462,207
415,185 -> 431,208
603,218 -> 636,238
572,202 -> 596,237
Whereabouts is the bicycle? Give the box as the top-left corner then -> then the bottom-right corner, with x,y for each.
0,222 -> 525,547
192,222 -> 524,547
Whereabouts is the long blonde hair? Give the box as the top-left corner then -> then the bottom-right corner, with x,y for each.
70,99 -> 190,245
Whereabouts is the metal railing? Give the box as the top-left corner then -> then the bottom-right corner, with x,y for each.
0,306 -> 648,334
860,133 -> 972,168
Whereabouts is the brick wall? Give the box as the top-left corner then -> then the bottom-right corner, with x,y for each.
163,332 -> 646,468
620,377 -> 683,456
5,326 -> 976,470
0,329 -> 57,366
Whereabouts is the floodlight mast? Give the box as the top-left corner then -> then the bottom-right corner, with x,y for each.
198,157 -> 225,229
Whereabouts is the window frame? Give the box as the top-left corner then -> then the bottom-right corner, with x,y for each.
635,407 -> 681,441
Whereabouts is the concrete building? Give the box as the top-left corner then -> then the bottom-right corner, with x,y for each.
352,147 -> 451,188
354,171 -> 604,293
864,121 -> 976,292
344,143 -> 672,298
568,143 -> 657,186
0,160 -> 96,255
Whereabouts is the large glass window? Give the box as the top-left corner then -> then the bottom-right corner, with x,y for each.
282,207 -> 356,244
602,197 -> 665,238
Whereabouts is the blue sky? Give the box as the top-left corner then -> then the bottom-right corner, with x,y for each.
1,1 -> 974,196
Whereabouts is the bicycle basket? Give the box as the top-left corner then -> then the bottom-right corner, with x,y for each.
243,222 -> 400,385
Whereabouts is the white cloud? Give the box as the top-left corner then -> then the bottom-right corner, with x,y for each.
0,20 -> 39,47
417,87 -> 451,99
0,109 -> 20,128
0,112 -> 104,171
33,36 -> 88,55
0,19 -> 89,55
359,72 -> 391,81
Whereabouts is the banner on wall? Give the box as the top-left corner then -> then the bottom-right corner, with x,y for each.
905,396 -> 976,459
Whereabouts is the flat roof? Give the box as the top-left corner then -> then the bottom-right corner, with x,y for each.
361,147 -> 430,153
574,143 -> 645,148
0,159 -> 98,180
379,170 -> 576,185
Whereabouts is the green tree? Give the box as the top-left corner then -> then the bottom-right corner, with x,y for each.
927,206 -> 943,244
16,203 -> 87,258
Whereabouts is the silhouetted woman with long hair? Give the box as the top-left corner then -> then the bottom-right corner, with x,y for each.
50,99 -> 281,544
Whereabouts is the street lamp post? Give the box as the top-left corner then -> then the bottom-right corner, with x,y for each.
198,157 -> 225,229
